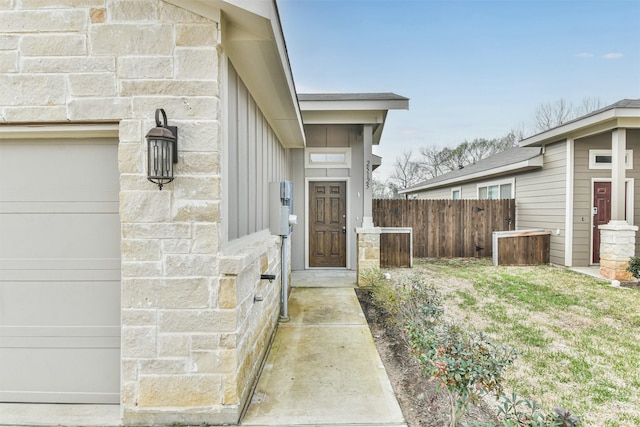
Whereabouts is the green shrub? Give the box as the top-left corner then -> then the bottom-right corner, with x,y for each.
472,392 -> 581,427
407,321 -> 516,427
627,256 -> 640,280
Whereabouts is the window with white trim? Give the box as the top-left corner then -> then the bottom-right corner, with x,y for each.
589,149 -> 633,169
451,187 -> 461,200
305,148 -> 351,168
477,178 -> 514,200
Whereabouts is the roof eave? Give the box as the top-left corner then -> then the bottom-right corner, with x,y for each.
399,156 -> 544,194
520,107 -> 640,147
168,0 -> 305,148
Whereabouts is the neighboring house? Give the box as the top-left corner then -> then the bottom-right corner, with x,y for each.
401,99 -> 640,279
0,1 -> 406,426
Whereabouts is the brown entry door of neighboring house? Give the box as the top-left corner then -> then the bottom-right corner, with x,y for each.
309,181 -> 347,267
592,181 -> 629,264
593,182 -> 611,263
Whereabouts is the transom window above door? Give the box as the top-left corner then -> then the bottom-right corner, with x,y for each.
588,149 -> 633,169
305,148 -> 351,168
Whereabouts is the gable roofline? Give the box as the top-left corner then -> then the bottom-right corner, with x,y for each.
520,99 -> 640,147
399,147 -> 542,194
168,0 -> 305,148
298,93 -> 409,145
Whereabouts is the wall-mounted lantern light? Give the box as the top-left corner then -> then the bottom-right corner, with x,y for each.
146,108 -> 178,190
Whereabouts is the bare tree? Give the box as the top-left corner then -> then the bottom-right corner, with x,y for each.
419,146 -> 450,178
389,150 -> 426,191
533,98 -> 573,132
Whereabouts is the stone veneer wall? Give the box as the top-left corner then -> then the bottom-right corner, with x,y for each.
1,1 -> 284,424
356,227 -> 381,285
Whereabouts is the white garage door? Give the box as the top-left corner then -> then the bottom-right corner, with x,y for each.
0,138 -> 120,404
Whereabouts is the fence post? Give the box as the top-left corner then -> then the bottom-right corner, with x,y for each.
355,223 -> 382,286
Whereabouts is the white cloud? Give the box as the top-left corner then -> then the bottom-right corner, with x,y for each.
603,52 -> 624,59
575,53 -> 595,58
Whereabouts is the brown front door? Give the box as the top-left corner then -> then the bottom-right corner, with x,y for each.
593,182 -> 611,263
309,181 -> 347,267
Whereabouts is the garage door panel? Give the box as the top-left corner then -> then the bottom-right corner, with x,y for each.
0,213 -> 120,259
0,138 -> 120,404
0,347 -> 120,404
0,281 -> 120,326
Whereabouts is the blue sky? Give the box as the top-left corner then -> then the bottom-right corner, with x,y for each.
277,0 -> 640,179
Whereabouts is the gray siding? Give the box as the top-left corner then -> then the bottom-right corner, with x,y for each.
573,129 -> 640,266
515,141 -> 567,265
227,61 -> 289,241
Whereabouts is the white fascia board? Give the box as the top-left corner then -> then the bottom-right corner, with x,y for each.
520,108 -> 640,147
0,123 -> 120,139
299,99 -> 409,112
301,110 -> 385,125
399,156 -> 544,194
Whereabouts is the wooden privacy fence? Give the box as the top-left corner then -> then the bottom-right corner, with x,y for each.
373,199 -> 515,259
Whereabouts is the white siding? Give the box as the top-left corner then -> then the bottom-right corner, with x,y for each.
515,141 -> 567,265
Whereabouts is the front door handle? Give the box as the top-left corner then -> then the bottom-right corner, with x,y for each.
342,226 -> 346,234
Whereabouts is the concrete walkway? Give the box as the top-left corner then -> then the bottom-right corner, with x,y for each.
0,271 -> 405,427
242,271 -> 406,427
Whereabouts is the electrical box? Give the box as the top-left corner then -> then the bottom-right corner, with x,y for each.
270,181 -> 297,236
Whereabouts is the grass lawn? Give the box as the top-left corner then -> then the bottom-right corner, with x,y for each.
386,258 -> 640,427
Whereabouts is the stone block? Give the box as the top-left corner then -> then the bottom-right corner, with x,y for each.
0,51 -> 17,72
2,106 -> 68,122
174,176 -> 220,200
122,223 -> 191,239
90,24 -> 173,55
121,261 -> 162,278
4,74 -> 66,106
21,34 -> 86,56
177,151 -> 220,175
118,120 -> 142,142
120,381 -> 136,406
21,0 -> 103,6
191,350 -> 236,374
120,80 -> 218,97
0,35 -> 18,50
157,278 -> 210,309
222,374 -> 239,405
122,239 -> 162,261
161,2 -> 210,22
117,56 -> 173,79
122,326 -> 156,358
175,48 -> 218,79
164,254 -> 217,277
68,97 -> 130,120
219,276 -> 237,309
121,308 -> 156,326
191,334 -> 220,350
118,142 -> 142,174
220,333 -> 237,349
120,191 -> 171,222
192,223 -> 219,254
176,24 -> 218,46
159,309 -> 236,333
172,199 -> 221,222
132,97 -> 219,121
110,0 -> 157,21
121,278 -> 158,309
21,56 -> 115,73
158,334 -> 190,357
69,73 -> 117,97
161,239 -> 191,254
121,359 -> 139,382
139,358 -> 188,375
0,9 -> 87,33
90,7 -> 105,23
138,375 -> 222,407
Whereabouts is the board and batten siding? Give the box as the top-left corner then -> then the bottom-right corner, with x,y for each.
514,141 -> 567,265
572,130 -> 640,266
227,60 -> 289,241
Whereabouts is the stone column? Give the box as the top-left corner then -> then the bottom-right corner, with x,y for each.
599,220 -> 638,281
355,225 -> 382,286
